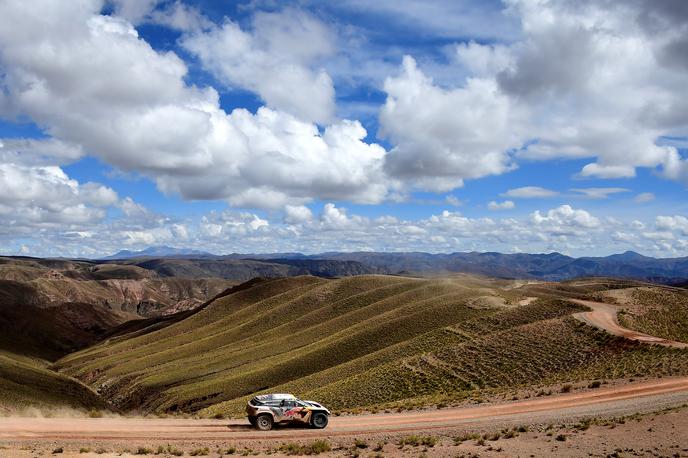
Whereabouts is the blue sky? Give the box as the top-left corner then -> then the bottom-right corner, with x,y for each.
0,0 -> 686,258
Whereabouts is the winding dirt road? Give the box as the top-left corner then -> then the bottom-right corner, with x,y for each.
571,299 -> 688,348
1,378 -> 688,443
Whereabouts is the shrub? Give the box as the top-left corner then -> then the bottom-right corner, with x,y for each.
309,440 -> 331,454
279,440 -> 331,455
503,430 -> 518,439
354,438 -> 368,449
588,380 -> 602,389
79,448 -> 90,454
52,447 -> 64,454
88,408 -> 103,418
398,435 -> 437,447
190,447 -> 210,456
454,433 -> 480,444
136,447 -> 154,455
555,434 -> 567,441
561,384 -> 572,393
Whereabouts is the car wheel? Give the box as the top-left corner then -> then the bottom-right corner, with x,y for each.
256,414 -> 273,431
311,412 -> 328,429
248,416 -> 257,426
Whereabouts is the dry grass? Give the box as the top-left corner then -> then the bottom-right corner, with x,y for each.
51,276 -> 688,416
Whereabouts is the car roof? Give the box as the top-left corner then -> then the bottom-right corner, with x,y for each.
254,393 -> 296,401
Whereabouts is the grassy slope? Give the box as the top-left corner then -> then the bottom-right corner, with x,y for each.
0,349 -> 106,413
617,288 -> 688,343
54,276 -> 688,416
56,275 -> 514,412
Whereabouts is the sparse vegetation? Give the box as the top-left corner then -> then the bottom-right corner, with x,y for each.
353,438 -> 368,449
279,440 -> 331,455
3,274 -> 687,421
617,288 -> 688,343
398,435 -> 438,447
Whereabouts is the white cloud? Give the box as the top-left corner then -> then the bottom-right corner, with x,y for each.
498,0 -> 688,183
148,1 -> 211,31
0,163 -> 117,228
445,195 -> 463,207
531,205 -> 600,232
570,187 -> 630,200
488,200 -> 515,211
656,215 -> 688,236
0,138 -> 84,166
380,56 -> 523,192
182,8 -> 335,123
371,0 -> 688,188
502,186 -> 559,199
110,0 -> 210,31
3,201 -> 688,258
634,192 -> 656,203
332,0 -> 520,42
0,1 -> 389,210
284,205 -> 313,224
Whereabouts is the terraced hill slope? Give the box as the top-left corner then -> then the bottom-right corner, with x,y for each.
0,349 -> 105,414
54,275 -> 688,417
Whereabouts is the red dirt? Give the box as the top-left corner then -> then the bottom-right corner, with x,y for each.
572,299 -> 688,348
1,377 -> 687,443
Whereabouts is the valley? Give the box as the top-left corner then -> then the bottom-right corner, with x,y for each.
1,256 -> 687,455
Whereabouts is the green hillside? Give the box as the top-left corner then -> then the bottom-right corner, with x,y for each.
0,349 -> 106,413
54,274 -> 688,416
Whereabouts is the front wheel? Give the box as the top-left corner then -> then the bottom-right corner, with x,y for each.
311,412 -> 328,429
256,414 -> 274,431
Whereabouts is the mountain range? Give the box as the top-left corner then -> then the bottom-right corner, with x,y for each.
100,248 -> 688,284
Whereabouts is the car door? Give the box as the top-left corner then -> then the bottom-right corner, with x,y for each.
281,400 -> 298,420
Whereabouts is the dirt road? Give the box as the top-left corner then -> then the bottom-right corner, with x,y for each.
571,299 -> 688,348
1,377 -> 687,444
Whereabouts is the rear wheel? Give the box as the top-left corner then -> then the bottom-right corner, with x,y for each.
256,414 -> 273,431
311,412 -> 328,429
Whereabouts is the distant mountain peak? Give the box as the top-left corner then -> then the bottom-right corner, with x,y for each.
103,246 -> 213,260
607,250 -> 647,260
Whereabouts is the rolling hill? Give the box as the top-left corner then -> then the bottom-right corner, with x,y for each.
53,274 -> 688,417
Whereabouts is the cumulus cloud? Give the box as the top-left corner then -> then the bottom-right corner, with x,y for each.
531,205 -> 600,234
0,1 -> 389,210
2,201 -> 687,258
182,8 -> 335,123
284,205 -> 313,224
656,215 -> 688,236
379,0 -> 688,189
0,163 -> 117,229
498,0 -> 688,182
502,186 -> 559,199
488,200 -> 515,211
380,56 -> 523,192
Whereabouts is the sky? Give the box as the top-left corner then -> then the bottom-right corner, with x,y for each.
0,0 -> 687,258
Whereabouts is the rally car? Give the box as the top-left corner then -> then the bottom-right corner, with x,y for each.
246,393 -> 330,431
